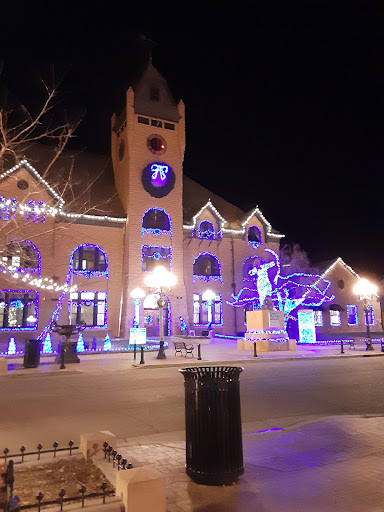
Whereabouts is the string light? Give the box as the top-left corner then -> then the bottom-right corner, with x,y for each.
141,208 -> 172,238
103,333 -> 112,351
7,337 -> 16,355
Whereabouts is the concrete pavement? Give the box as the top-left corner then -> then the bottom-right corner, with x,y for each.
2,338 -> 384,376
96,414 -> 384,512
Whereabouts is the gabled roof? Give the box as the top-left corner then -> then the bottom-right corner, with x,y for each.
240,207 -> 285,239
316,257 -> 360,282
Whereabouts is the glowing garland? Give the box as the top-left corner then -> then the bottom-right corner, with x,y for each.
179,316 -> 188,332
142,245 -> 172,272
42,333 -> 53,354
0,160 -> 126,224
141,208 -> 172,239
182,200 -> 284,239
68,291 -> 108,329
104,333 -> 112,351
76,332 -> 85,352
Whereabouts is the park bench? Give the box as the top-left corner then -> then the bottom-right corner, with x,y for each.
173,341 -> 194,357
349,338 -> 369,350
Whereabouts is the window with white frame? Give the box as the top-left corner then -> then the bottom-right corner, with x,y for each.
193,293 -> 222,325
0,290 -> 39,330
347,305 -> 358,326
69,291 -> 107,328
314,310 -> 323,326
330,309 -> 341,326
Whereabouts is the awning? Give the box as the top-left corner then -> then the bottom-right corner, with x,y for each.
329,304 -> 345,312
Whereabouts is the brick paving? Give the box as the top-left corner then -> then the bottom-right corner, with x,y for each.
112,416 -> 384,512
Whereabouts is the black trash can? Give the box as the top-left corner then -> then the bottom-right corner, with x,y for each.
179,366 -> 244,486
24,339 -> 41,368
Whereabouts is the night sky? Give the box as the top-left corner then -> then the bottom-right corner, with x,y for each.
1,2 -> 382,278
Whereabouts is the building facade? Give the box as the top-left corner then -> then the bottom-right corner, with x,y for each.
0,62 -> 381,347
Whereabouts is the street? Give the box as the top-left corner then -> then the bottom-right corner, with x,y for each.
1,357 -> 383,451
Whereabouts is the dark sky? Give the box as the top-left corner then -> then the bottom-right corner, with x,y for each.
1,1 -> 383,278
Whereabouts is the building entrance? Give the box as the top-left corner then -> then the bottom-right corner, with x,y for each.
143,293 -> 170,337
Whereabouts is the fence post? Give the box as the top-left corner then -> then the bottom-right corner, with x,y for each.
253,342 -> 257,357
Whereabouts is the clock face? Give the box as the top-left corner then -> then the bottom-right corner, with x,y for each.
142,162 -> 175,198
147,134 -> 166,155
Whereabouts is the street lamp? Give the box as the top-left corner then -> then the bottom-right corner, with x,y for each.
130,287 -> 146,328
144,266 -> 176,359
353,278 -> 378,351
202,289 -> 216,326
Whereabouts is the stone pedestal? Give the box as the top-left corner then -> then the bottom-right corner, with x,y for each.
240,310 -> 296,352
55,341 -> 80,364
80,431 -> 116,460
116,467 -> 166,512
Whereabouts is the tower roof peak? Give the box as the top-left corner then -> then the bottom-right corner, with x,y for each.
133,60 -> 181,123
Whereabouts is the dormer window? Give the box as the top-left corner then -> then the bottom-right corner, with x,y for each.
247,226 -> 262,248
150,87 -> 160,101
198,221 -> 215,240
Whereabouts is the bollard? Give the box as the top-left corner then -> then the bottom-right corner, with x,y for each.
101,481 -> 107,504
20,446 -> 25,463
53,442 -> 58,458
340,339 -> 344,354
197,344 -> 202,361
59,343 -> 66,369
140,346 -> 145,365
37,444 -> 42,460
253,342 -> 257,357
133,343 -> 137,360
68,440 -> 74,455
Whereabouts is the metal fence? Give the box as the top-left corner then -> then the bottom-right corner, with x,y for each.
1,441 -> 78,464
1,441 -> 133,511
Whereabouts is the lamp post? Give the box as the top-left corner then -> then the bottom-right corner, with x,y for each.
130,287 -> 146,328
144,266 -> 176,359
202,289 -> 216,326
353,278 -> 378,351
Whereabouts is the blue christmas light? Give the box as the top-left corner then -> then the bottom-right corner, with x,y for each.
141,208 -> 172,238
142,245 -> 172,272
179,316 -> 188,332
104,333 -> 112,351
76,332 -> 85,352
42,333 -> 53,354
0,196 -> 17,220
7,337 -> 16,355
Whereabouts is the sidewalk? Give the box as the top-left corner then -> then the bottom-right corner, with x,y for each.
2,338 -> 384,376
101,414 -> 384,512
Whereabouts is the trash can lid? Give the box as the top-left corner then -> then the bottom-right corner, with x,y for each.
179,366 -> 244,381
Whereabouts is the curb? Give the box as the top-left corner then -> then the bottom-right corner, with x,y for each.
132,351 -> 384,369
1,351 -> 383,377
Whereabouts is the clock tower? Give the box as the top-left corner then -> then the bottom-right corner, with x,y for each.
111,60 -> 189,337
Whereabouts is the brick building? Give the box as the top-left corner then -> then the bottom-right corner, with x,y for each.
0,62 -> 381,346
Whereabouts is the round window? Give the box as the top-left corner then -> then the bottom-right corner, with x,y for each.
338,280 -> 345,289
142,162 -> 175,198
147,134 -> 166,155
17,179 -> 29,190
118,139 -> 125,161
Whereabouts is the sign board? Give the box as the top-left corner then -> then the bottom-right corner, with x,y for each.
269,310 -> 280,328
129,328 -> 147,345
298,310 -> 316,344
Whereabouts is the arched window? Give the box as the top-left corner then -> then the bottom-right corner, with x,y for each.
0,197 -> 17,221
0,240 -> 41,274
142,208 -> 171,236
193,252 -> 222,282
198,221 -> 215,240
71,244 -> 108,277
247,226 -> 262,247
243,256 -> 261,280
